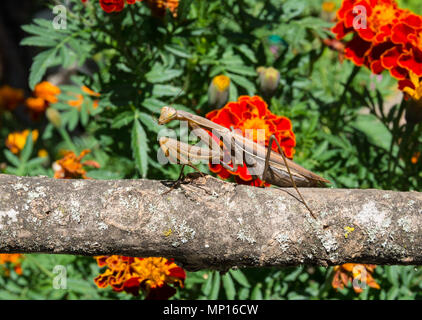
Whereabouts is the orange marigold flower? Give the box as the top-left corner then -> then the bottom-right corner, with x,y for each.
145,0 -> 179,17
411,151 -> 420,164
68,86 -> 100,111
53,149 -> 100,179
332,263 -> 380,293
38,149 -> 49,158
26,81 -> 60,114
94,256 -> 185,299
0,85 -> 24,111
0,254 -> 24,276
5,129 -> 39,154
206,95 -> 296,187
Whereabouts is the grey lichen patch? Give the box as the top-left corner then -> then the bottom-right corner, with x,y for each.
397,216 -> 417,234
407,200 -> 415,207
169,218 -> 196,247
245,187 -> 256,200
237,229 -> 256,244
51,208 -> 68,226
69,197 -> 81,223
98,222 -> 108,230
235,216 -> 256,244
320,230 -> 338,254
13,182 -> 28,192
355,201 -> 391,243
28,189 -> 46,201
0,209 -> 18,229
72,180 -> 86,189
265,196 -> 287,214
275,233 -> 290,252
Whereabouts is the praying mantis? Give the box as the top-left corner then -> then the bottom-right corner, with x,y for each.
158,106 -> 330,219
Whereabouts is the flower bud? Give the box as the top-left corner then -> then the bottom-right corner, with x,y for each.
321,1 -> 337,22
46,108 -> 62,128
257,67 -> 280,97
208,75 -> 230,109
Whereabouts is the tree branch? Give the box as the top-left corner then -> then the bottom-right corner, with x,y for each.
0,173 -> 421,271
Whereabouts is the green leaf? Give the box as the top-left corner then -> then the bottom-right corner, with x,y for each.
228,82 -> 238,102
225,65 -> 257,77
20,36 -> 57,47
351,114 -> 392,151
222,273 -> 236,300
26,157 -> 47,168
67,109 -> 79,131
386,286 -> 399,300
226,73 -> 255,95
139,112 -> 160,132
131,119 -> 149,178
152,85 -> 183,97
146,67 -> 183,83
142,98 -> 166,114
21,23 -> 61,39
4,150 -> 21,167
209,271 -> 221,300
201,272 -> 213,296
164,45 -> 192,59
387,266 -> 400,287
235,44 -> 257,63
80,101 -> 89,127
229,269 -> 250,288
29,48 -> 58,89
112,111 -> 135,129
20,132 -> 34,163
61,46 -> 76,69
251,284 -> 263,300
238,288 -> 250,300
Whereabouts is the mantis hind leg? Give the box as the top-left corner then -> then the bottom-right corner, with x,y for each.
266,135 -> 317,220
163,164 -> 186,195
163,164 -> 206,195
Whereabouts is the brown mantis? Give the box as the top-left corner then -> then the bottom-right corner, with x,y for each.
158,106 -> 330,219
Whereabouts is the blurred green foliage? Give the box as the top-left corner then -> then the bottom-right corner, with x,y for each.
1,0 -> 422,300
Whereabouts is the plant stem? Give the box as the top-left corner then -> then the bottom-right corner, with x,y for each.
58,127 -> 77,151
25,255 -> 55,278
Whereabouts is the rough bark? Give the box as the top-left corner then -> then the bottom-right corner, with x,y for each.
0,173 -> 421,271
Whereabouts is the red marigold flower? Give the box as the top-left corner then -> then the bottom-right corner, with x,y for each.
94,256 -> 185,299
205,95 -> 296,187
99,0 -> 125,13
332,0 -> 422,93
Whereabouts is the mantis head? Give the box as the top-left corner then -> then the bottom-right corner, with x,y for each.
158,106 -> 177,125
